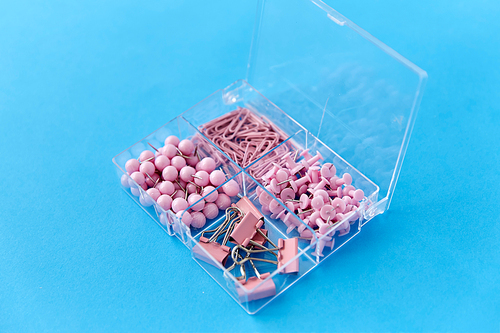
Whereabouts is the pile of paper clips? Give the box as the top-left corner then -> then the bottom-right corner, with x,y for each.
199,107 -> 292,180
193,197 -> 299,302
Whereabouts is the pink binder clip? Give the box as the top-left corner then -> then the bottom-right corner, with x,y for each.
234,196 -> 264,220
277,238 -> 299,274
230,211 -> 264,247
193,207 -> 242,267
237,272 -> 277,303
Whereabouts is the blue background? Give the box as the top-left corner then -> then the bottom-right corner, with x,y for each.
1,0 -> 499,332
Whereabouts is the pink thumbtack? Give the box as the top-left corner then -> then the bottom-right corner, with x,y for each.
280,188 -> 295,202
209,170 -> 226,187
188,193 -> 205,212
282,152 -> 298,169
163,144 -> 178,159
164,135 -> 180,147
179,166 -> 196,183
154,155 -> 170,172
194,170 -> 210,186
342,173 -> 352,185
349,189 -> 364,201
190,211 -> 207,229
203,202 -> 219,220
222,179 -> 240,197
311,196 -> 324,211
313,189 -> 329,202
300,149 -> 313,160
331,197 -> 347,213
258,190 -> 273,206
178,139 -> 195,156
278,238 -> 299,274
215,193 -> 232,210
275,169 -> 288,183
202,186 -> 219,203
306,151 -> 323,165
299,193 -> 310,210
269,199 -> 285,214
125,159 -> 140,173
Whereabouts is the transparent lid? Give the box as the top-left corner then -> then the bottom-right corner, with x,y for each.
246,0 -> 427,213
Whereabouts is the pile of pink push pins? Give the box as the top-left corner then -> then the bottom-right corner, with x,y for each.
255,149 -> 365,256
120,135 -> 240,229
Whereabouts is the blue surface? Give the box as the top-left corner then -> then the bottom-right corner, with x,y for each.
1,0 -> 499,332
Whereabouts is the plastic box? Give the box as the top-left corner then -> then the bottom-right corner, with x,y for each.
112,0 -> 427,314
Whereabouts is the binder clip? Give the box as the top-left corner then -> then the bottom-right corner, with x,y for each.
230,211 -> 264,247
193,207 -> 242,267
277,238 -> 299,274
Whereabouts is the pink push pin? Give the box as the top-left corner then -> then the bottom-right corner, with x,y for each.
188,193 -> 205,212
194,171 -> 210,186
300,149 -> 313,160
157,194 -> 173,211
258,190 -> 273,207
146,188 -> 161,202
282,152 -> 298,169
162,165 -> 178,182
139,161 -> 155,176
186,182 -> 198,194
172,190 -> 185,199
178,139 -> 194,156
215,193 -> 231,210
121,174 -> 130,188
176,210 -> 192,227
144,172 -> 160,187
202,186 -> 219,203
196,157 -> 216,173
201,186 -> 219,202
310,196 -> 324,211
164,135 -> 180,147
269,199 -> 285,214
172,197 -> 189,213
280,188 -> 295,202
171,156 -> 186,171
209,170 -> 226,187
275,169 -> 288,183
163,144 -> 178,159
320,163 -> 335,178
130,171 -> 145,185
269,179 -> 280,194
222,179 -> 240,197
203,202 -> 219,219
154,155 -> 170,172
125,159 -> 140,173
331,197 -> 347,213
306,151 -> 323,165
311,190 -> 327,204
349,189 -> 364,201
185,154 -> 199,167
179,166 -> 196,182
190,211 -> 206,229
299,193 -> 310,210
139,150 -> 155,163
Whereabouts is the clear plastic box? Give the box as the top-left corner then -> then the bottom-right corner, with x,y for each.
112,0 -> 427,314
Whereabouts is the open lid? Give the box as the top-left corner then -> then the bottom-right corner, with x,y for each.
246,0 -> 427,213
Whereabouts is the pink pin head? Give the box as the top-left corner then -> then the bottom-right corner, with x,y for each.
172,197 -> 189,213
209,170 -> 226,187
139,150 -> 155,163
190,211 -> 207,229
179,166 -> 196,182
139,161 -> 155,176
215,193 -> 232,210
130,171 -> 145,185
163,143 -> 178,158
188,193 -> 205,212
311,196 -> 324,210
154,155 -> 170,172
222,179 -> 240,197
203,202 -> 219,220
157,194 -> 173,211
194,170 -> 210,186
125,159 -> 140,173
202,186 -> 219,203
176,210 -> 192,227
164,135 -> 180,147
196,157 -> 216,173
178,139 -> 195,156
171,156 -> 186,171
162,165 -> 178,182
280,188 -> 295,202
